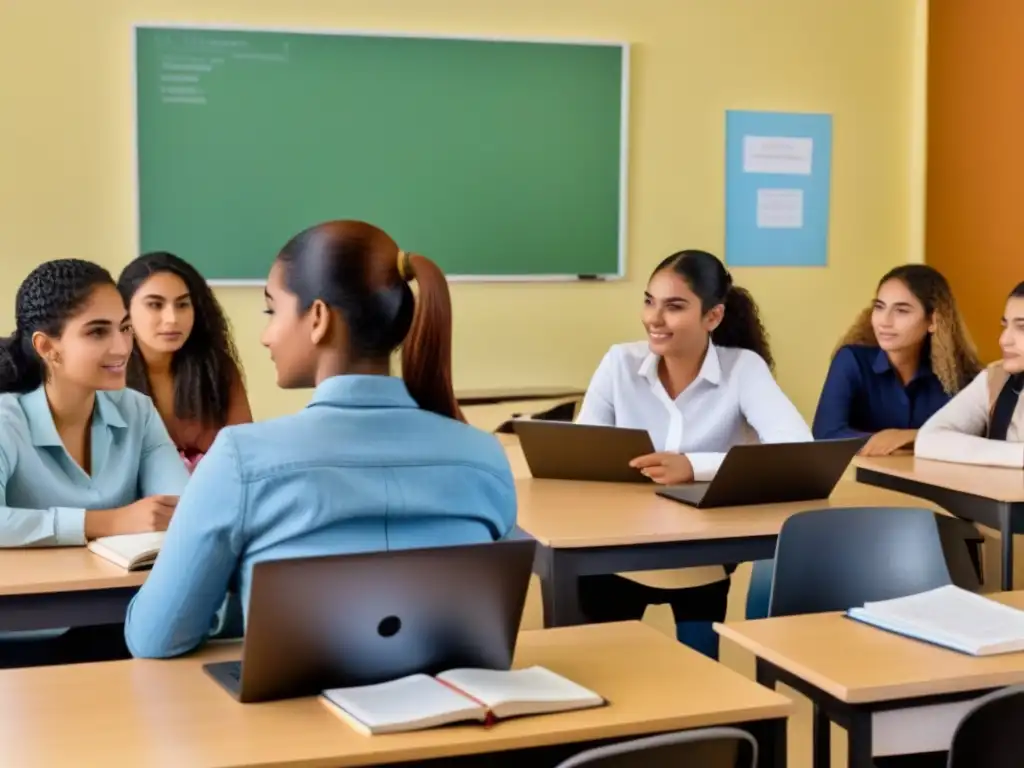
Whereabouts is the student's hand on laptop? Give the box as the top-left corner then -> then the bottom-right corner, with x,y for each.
84,496 -> 179,539
858,429 -> 917,457
629,452 -> 694,484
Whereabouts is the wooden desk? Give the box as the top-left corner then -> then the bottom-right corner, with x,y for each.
0,622 -> 790,768
715,591 -> 1024,768
856,455 -> 1024,590
0,548 -> 145,632
456,386 -> 584,406
516,478 -> 945,627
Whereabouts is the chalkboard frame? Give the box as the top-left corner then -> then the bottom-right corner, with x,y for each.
131,23 -> 631,285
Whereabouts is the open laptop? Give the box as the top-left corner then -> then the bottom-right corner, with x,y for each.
513,420 -> 655,483
204,538 -> 537,703
656,437 -> 867,509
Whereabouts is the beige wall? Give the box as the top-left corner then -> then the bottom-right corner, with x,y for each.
0,0 -> 924,420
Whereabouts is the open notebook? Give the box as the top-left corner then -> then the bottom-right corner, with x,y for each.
86,532 -> 165,571
847,585 -> 1024,656
320,666 -> 605,735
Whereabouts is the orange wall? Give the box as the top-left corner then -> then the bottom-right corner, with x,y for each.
926,0 -> 1024,362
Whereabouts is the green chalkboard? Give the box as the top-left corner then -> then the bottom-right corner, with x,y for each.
135,26 -> 627,281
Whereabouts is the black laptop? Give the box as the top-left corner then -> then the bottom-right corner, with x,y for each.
656,438 -> 867,508
204,539 -> 537,703
513,420 -> 655,483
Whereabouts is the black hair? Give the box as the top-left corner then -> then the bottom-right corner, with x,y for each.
277,220 -> 462,420
118,252 -> 243,428
651,249 -> 774,369
1010,282 -> 1024,299
0,259 -> 116,394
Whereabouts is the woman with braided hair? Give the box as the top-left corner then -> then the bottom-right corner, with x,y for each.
125,220 -> 516,659
0,258 -> 188,664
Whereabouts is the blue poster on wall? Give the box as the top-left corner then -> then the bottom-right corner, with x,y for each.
724,110 -> 832,267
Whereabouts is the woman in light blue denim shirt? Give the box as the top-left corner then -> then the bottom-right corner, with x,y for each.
125,221 -> 517,659
0,259 -> 189,666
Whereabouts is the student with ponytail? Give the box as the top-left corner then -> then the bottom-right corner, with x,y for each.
575,249 -> 812,659
125,220 -> 516,658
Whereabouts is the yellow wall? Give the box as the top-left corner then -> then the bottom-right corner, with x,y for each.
0,0 -> 922,420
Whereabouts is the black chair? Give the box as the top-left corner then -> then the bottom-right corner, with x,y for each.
768,506 -> 953,618
495,399 -> 578,434
766,507 -> 955,768
946,685 -> 1024,768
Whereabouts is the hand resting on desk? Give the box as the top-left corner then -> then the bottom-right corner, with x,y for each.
629,452 -> 694,484
84,495 -> 178,539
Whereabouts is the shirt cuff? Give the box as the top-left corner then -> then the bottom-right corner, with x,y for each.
686,452 -> 725,483
54,507 -> 87,546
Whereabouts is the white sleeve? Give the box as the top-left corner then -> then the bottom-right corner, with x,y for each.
915,369 -> 1024,468
685,353 -> 812,482
576,350 -> 616,427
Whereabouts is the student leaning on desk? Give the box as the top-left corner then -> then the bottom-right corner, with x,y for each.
746,264 -> 983,621
574,249 -> 812,661
916,280 -> 1024,467
124,220 -> 517,659
0,259 -> 189,663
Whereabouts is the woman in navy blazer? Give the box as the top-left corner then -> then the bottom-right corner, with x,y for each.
747,265 -> 982,624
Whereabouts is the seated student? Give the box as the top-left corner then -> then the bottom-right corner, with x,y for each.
747,264 -> 983,621
575,249 -> 812,660
119,252 -> 252,472
0,259 -> 189,664
124,220 -> 517,659
916,281 -> 1024,467
812,264 -> 981,452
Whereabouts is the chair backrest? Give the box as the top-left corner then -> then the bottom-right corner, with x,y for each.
769,506 -> 952,618
947,686 -> 1024,768
552,726 -> 757,768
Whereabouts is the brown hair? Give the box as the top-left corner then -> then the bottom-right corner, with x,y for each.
834,264 -> 982,394
276,220 -> 463,421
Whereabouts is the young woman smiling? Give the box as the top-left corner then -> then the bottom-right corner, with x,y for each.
0,259 -> 188,664
575,249 -> 812,659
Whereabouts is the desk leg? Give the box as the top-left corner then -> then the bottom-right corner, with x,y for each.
1000,503 -> 1015,591
846,710 -> 874,768
535,546 -> 586,628
812,706 -> 831,768
746,717 -> 787,768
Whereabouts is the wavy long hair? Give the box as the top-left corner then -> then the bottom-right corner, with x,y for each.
835,264 -> 982,394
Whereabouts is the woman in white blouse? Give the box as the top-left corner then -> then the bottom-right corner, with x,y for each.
916,281 -> 1024,467
576,249 -> 812,659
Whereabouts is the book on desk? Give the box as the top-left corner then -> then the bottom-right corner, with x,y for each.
320,665 -> 604,735
847,585 -> 1024,656
87,532 -> 164,571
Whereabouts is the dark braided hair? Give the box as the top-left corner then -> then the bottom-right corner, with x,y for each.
651,249 -> 775,370
0,259 -> 116,394
118,252 -> 243,428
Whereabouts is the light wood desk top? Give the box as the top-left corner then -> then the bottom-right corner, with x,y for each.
516,478 -> 945,549
716,591 -> 1024,705
856,455 -> 1024,503
0,548 -> 145,596
0,622 -> 790,768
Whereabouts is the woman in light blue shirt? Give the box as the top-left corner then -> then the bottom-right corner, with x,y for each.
0,259 -> 189,665
125,220 -> 517,659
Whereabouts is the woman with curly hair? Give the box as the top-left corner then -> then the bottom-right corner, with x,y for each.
118,253 -> 252,471
812,264 -> 981,457
747,264 -> 984,631
575,249 -> 812,659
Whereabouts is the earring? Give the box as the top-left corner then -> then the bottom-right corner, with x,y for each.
50,352 -> 62,366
